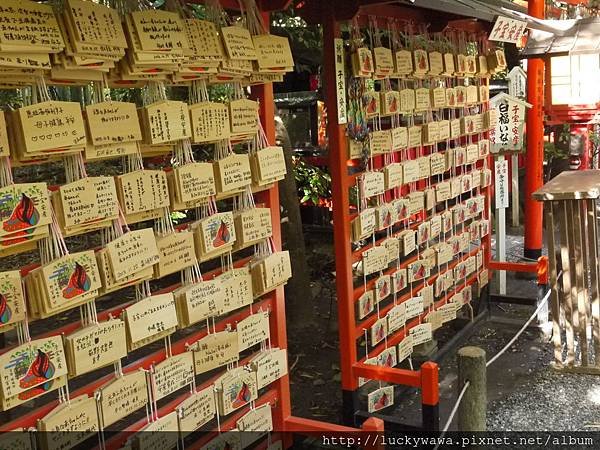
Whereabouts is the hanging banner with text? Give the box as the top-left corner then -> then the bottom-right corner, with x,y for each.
490,16 -> 527,44
334,38 -> 347,124
489,93 -> 531,154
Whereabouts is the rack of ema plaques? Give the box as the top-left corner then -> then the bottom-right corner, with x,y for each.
0,1 -> 302,449
322,10 -> 495,426
534,170 -> 600,374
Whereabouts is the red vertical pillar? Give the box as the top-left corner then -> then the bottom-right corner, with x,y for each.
322,5 -> 359,425
524,0 -> 545,260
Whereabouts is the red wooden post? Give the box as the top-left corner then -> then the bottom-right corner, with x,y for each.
322,4 -> 359,424
524,0 -> 545,260
361,417 -> 385,450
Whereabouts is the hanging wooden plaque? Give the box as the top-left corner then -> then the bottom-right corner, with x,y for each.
152,352 -> 195,401
37,394 -> 98,450
64,319 -> 127,377
190,102 -> 230,143
370,317 -> 388,345
220,267 -> 253,313
253,34 -> 293,69
237,311 -> 270,352
234,207 -> 272,247
123,293 -> 178,350
155,231 -> 196,278
105,228 -> 159,281
357,289 -> 374,320
251,146 -> 287,184
116,170 -> 170,215
215,153 -> 252,193
177,385 -> 216,435
85,101 -> 141,146
387,303 -> 406,333
229,99 -> 259,135
142,100 -> 191,144
97,371 -> 147,427
0,1 -> 64,52
0,336 -> 67,403
251,348 -> 288,390
131,10 -> 189,52
216,367 -> 259,416
0,270 -> 25,331
134,411 -> 179,450
221,26 -> 257,60
57,177 -> 118,229
192,330 -> 239,374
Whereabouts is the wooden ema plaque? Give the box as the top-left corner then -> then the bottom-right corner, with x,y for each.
221,26 -> 257,60
190,101 -> 230,143
16,101 -> 86,154
193,211 -> 236,259
171,162 -> 216,205
116,169 -> 170,216
85,101 -> 141,146
251,251 -> 292,297
250,348 -> 288,390
229,99 -> 259,135
215,366 -> 259,416
237,311 -> 270,352
192,330 -> 239,374
154,230 -> 196,278
105,228 -> 159,282
0,1 -> 64,53
184,19 -> 223,60
0,335 -> 67,411
63,319 -> 127,378
174,276 -> 223,327
123,293 -> 178,351
65,0 -> 126,49
55,176 -> 118,232
176,385 -> 216,434
0,183 -> 51,240
37,394 -> 99,450
234,207 -> 272,248
0,270 -> 26,332
251,146 -> 287,186
252,34 -> 293,70
141,100 -> 191,144
25,250 -> 101,319
214,153 -> 252,194
152,352 -> 194,401
219,266 -> 253,313
97,370 -> 148,428
130,10 -> 189,52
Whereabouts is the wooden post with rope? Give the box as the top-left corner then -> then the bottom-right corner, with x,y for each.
457,346 -> 487,431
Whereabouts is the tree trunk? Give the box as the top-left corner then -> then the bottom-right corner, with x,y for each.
275,117 -> 315,329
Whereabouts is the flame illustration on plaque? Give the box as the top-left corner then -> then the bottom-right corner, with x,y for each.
388,95 -> 398,113
3,194 -> 40,232
382,210 -> 392,228
366,95 -> 378,115
374,391 -> 389,410
19,349 -> 55,389
0,293 -> 11,324
231,382 -> 252,408
362,53 -> 372,72
362,296 -> 373,317
62,262 -> 91,299
212,220 -> 231,247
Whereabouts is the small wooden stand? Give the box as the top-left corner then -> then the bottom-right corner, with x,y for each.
533,170 -> 600,373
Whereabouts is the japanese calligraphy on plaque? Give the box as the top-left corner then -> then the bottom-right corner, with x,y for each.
85,101 -> 141,146
191,330 -> 239,374
177,385 -> 216,434
64,319 -> 127,377
123,293 -> 178,350
190,102 -> 230,143
152,352 -> 195,400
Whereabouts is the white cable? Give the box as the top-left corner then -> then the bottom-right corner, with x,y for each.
486,277 -> 557,368
433,274 -> 560,446
434,380 -> 471,450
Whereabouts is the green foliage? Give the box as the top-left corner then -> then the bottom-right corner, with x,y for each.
544,124 -> 570,162
293,158 -> 331,205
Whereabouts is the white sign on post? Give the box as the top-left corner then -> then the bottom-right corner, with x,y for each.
495,158 -> 509,209
490,93 -> 531,154
508,66 -> 527,99
489,16 -> 527,44
334,38 -> 347,124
